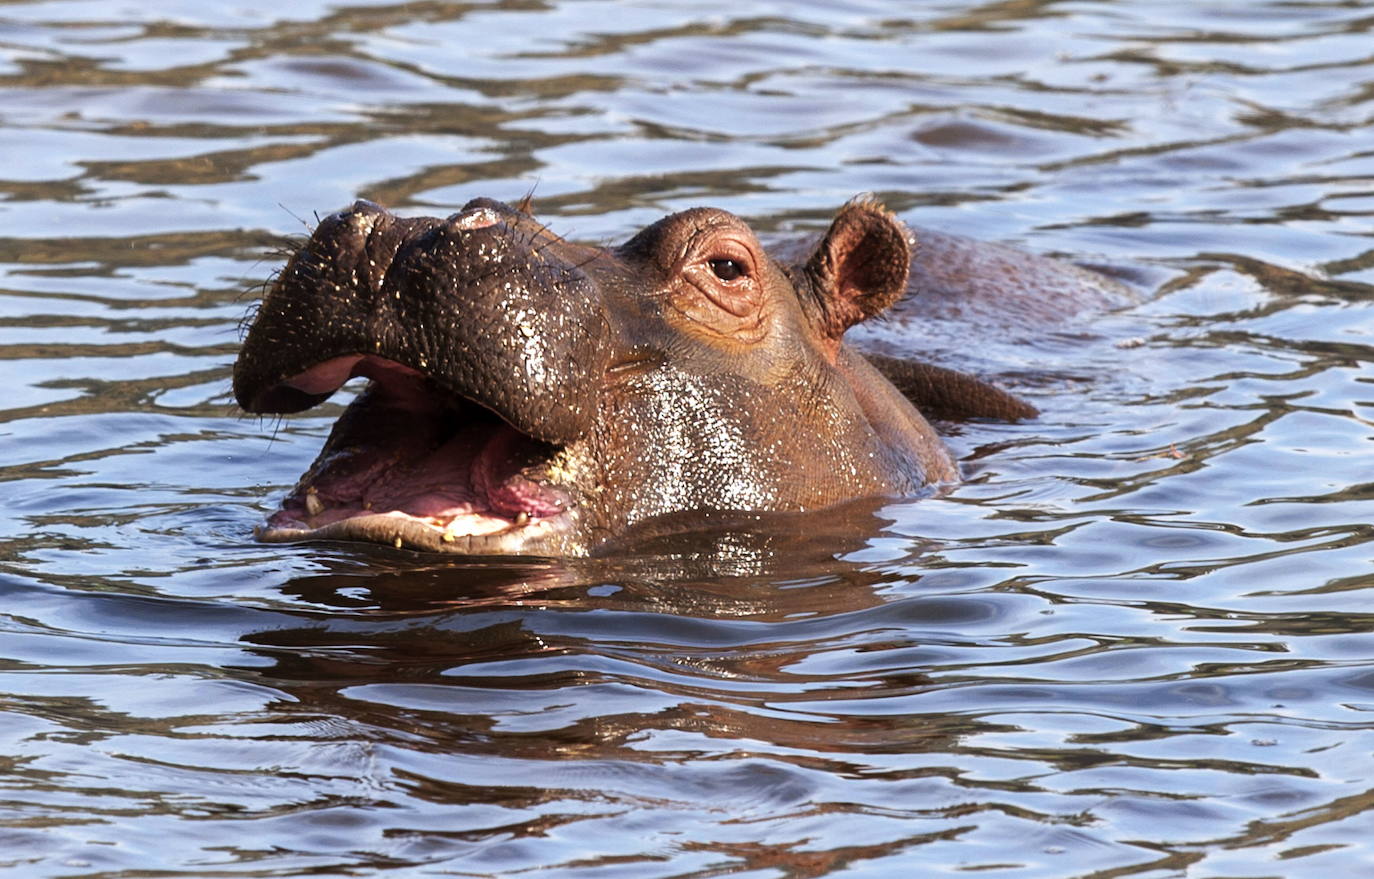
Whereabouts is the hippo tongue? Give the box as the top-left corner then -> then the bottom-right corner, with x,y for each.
260,355 -> 568,546
470,424 -> 564,519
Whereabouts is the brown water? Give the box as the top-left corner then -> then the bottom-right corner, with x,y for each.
3,1 -> 1373,876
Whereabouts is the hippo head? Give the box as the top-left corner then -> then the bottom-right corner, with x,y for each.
233,196 -> 959,556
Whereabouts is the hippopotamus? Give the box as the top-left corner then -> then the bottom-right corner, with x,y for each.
234,196 -> 1130,556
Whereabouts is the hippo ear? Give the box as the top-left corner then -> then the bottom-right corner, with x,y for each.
801,197 -> 913,340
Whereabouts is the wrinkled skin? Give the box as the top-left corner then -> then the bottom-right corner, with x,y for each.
234,196 -> 1119,556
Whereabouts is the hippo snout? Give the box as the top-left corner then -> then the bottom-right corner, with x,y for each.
234,198 -> 613,447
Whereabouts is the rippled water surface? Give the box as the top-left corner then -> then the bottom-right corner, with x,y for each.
3,1 -> 1373,876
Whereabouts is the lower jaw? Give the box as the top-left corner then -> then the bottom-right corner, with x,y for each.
256,509 -> 577,555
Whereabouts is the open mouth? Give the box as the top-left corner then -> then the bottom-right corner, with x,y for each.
254,354 -> 575,554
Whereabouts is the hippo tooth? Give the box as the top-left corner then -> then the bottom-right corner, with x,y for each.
514,511 -> 530,526
304,488 -> 324,518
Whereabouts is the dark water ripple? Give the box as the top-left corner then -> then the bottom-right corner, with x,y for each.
2,0 -> 1374,876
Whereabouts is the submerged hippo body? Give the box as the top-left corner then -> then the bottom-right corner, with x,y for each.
234,196 -> 1123,556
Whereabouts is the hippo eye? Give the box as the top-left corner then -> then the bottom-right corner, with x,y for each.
708,258 -> 746,282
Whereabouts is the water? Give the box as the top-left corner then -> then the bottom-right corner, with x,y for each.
2,1 -> 1373,876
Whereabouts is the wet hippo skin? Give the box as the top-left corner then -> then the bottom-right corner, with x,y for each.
234,196 -> 1132,556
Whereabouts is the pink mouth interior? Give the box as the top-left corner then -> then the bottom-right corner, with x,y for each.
265,355 -> 568,541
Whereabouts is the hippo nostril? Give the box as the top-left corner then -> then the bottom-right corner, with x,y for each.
460,196 -> 511,214
328,199 -> 389,233
447,206 -> 502,231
